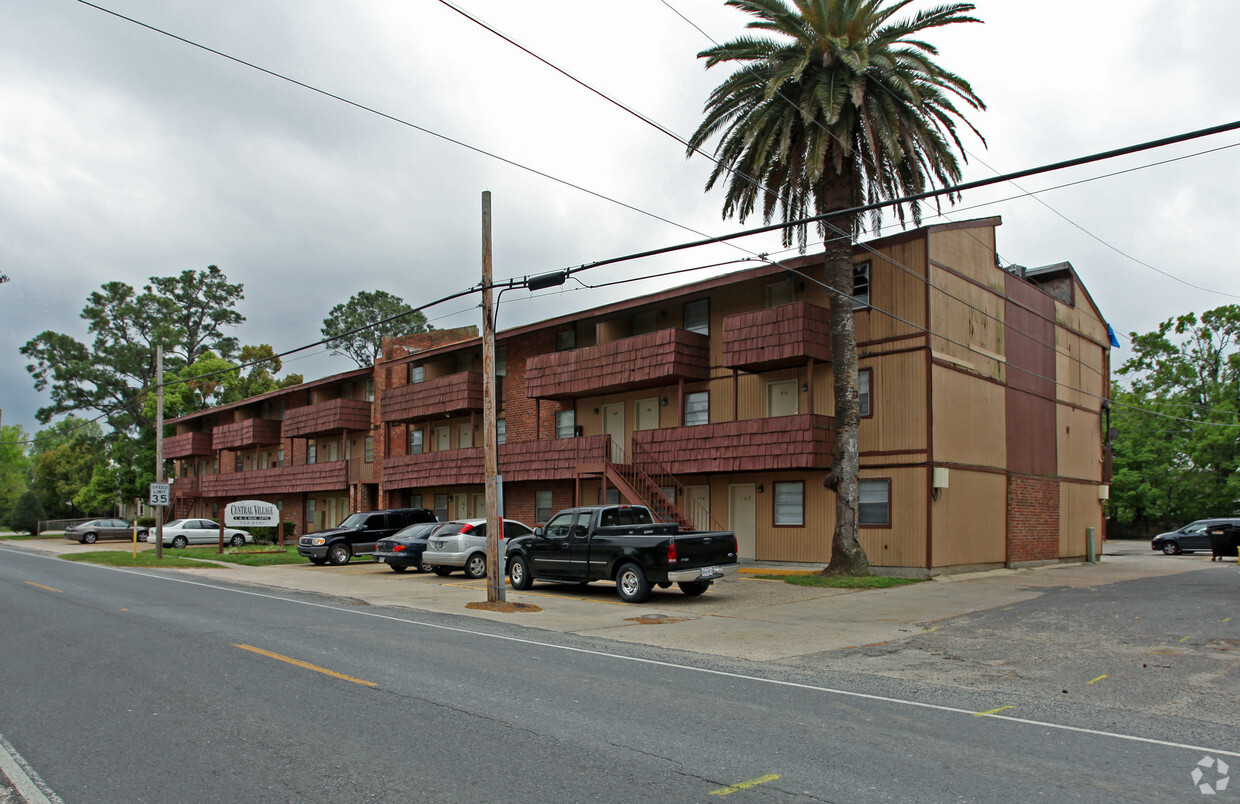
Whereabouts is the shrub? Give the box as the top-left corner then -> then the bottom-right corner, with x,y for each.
10,491 -> 46,535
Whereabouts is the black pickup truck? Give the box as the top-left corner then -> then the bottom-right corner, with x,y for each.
504,504 -> 738,603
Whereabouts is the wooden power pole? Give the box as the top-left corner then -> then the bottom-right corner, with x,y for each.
155,345 -> 165,560
482,191 -> 504,602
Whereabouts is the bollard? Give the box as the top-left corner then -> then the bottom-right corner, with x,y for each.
1086,527 -> 1096,563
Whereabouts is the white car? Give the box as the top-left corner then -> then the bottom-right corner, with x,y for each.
146,518 -> 253,549
422,518 -> 533,578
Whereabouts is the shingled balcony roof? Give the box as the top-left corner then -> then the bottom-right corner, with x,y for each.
524,329 -> 710,400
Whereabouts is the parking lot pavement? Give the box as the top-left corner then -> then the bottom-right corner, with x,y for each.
10,536 -> 1222,663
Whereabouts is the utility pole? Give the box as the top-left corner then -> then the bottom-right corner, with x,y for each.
155,346 -> 164,560
482,191 -> 504,602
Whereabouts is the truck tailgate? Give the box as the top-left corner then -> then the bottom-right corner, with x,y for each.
671,531 -> 736,568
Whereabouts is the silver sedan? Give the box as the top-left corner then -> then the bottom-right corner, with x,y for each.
146,519 -> 253,549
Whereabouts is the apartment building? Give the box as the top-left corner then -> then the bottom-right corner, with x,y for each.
166,216 -> 1112,575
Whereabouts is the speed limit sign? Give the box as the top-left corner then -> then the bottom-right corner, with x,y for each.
149,482 -> 171,507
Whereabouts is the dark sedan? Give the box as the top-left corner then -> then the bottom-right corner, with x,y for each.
373,521 -> 442,573
1152,518 -> 1240,554
65,519 -> 146,544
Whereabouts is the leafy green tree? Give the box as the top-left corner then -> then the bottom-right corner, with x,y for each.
1111,305 -> 1240,523
10,490 -> 46,535
687,0 -> 984,574
321,290 -> 431,367
0,425 -> 33,524
30,417 -> 106,519
21,266 -> 244,433
152,345 -> 302,421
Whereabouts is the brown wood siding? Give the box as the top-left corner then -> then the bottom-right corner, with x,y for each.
1006,389 -> 1056,476
931,469 -> 1007,567
201,461 -> 346,496
859,466 -> 927,568
212,419 -> 282,450
931,366 -> 1006,469
1005,273 -> 1056,397
859,350 -> 928,454
721,301 -> 831,371
929,264 -> 1005,381
524,329 -> 710,399
164,431 -> 213,459
380,371 -> 483,422
632,414 -> 834,475
929,225 -> 1002,293
282,398 -> 372,438
1056,328 -> 1105,410
1057,405 -> 1103,482
1059,480 -> 1103,558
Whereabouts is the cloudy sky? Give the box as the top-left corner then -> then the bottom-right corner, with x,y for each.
2,0 -> 1237,439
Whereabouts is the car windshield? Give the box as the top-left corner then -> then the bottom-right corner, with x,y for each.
340,513 -> 369,528
164,520 -> 186,529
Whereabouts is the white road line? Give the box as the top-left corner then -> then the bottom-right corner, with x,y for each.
0,732 -> 60,804
7,546 -> 1240,760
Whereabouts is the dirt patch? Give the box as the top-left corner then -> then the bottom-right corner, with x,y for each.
625,614 -> 694,626
466,601 -> 542,613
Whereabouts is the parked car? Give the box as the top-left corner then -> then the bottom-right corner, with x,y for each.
146,519 -> 253,549
65,519 -> 146,544
422,519 -> 534,579
298,508 -> 437,566
373,521 -> 442,573
1152,518 -> 1240,555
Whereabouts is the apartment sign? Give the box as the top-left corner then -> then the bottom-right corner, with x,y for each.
224,500 -> 280,527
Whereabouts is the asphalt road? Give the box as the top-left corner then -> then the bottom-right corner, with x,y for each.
1,545 -> 1237,803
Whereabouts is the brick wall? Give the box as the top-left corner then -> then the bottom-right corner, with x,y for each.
1007,475 -> 1059,563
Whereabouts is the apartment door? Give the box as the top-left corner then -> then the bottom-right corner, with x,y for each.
452,494 -> 469,520
728,484 -> 757,560
435,426 -> 450,452
684,485 -> 710,532
471,493 -> 485,518
458,423 -> 473,449
635,397 -> 659,431
767,380 -> 799,418
602,403 -> 625,458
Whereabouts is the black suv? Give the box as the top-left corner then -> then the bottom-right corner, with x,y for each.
298,508 -> 437,566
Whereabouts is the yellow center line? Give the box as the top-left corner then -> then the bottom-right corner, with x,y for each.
1179,636 -> 1192,643
1224,618 -> 1232,623
25,581 -> 61,593
974,705 -> 1014,717
1087,675 -> 1108,684
709,774 -> 781,796
233,644 -> 376,687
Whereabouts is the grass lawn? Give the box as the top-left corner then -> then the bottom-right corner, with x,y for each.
60,545 -> 305,568
207,546 -> 306,566
753,574 -> 924,589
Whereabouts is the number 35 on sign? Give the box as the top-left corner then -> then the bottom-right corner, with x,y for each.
149,483 -> 171,507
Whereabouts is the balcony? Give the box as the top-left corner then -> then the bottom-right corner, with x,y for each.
722,301 -> 831,372
347,456 -> 376,484
382,435 -> 612,489
632,414 -> 834,475
164,431 -> 213,459
212,418 -> 282,451
525,329 -> 710,400
283,398 -> 372,438
171,476 -> 201,498
200,461 -> 347,497
381,371 -> 483,423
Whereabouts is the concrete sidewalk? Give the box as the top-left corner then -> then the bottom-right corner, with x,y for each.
9,537 -> 1210,662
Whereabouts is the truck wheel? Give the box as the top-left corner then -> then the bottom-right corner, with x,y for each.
615,562 -> 650,604
678,581 -> 711,596
508,555 -> 532,590
464,553 -> 487,579
327,543 -> 351,565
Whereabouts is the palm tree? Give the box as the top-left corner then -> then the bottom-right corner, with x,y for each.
688,0 -> 985,574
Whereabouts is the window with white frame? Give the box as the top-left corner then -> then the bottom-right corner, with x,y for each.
307,443 -> 317,464
409,365 -> 424,384
683,298 -> 710,335
277,448 -> 284,468
852,262 -> 871,308
434,494 -> 450,521
365,378 -> 374,401
408,428 -> 423,454
410,494 -> 423,509
235,454 -> 243,472
601,487 -> 620,505
535,490 -> 554,522
859,369 -> 872,417
556,409 -> 576,439
684,391 -> 709,426
774,482 -> 804,526
364,436 -> 374,463
859,478 -> 890,526
496,418 -> 506,445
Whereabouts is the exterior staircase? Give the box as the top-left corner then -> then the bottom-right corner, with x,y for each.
595,441 -> 722,532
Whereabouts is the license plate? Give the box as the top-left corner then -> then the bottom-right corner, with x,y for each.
433,541 -> 442,548
700,566 -> 721,578
377,556 -> 386,563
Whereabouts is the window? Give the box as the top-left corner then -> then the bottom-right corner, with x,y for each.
544,510 -> 574,538
684,391 -> 709,426
600,487 -> 620,505
365,378 -> 374,402
556,329 -> 576,351
409,365 -> 424,384
307,443 -> 317,465
277,449 -> 285,468
306,498 -> 316,528
556,409 -> 576,439
408,428 -> 423,455
852,261 -> 871,308
364,436 -> 374,463
235,454 -> 243,472
859,369 -> 872,418
774,482 -> 804,526
259,452 -> 269,469
859,478 -> 890,526
434,494 -> 450,522
410,494 -> 423,509
495,345 -> 507,377
496,418 -> 506,445
684,298 -> 709,335
766,280 -> 795,307
535,490 -> 554,523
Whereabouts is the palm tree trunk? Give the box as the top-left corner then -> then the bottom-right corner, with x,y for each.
820,210 -> 870,577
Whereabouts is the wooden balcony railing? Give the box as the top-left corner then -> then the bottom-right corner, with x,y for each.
380,371 -> 484,423
722,301 -> 831,372
201,461 -> 347,497
164,431 -> 214,459
212,419 -> 282,451
632,414 -> 834,475
283,398 -> 372,438
524,329 -> 710,400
